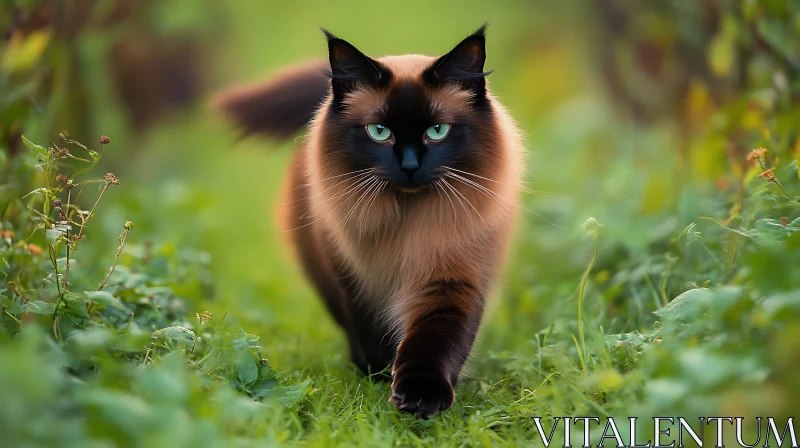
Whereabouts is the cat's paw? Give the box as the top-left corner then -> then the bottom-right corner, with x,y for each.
390,373 -> 454,419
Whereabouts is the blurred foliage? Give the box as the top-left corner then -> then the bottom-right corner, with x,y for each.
1,132 -> 310,446
0,0 -> 217,154
1,0 -> 800,446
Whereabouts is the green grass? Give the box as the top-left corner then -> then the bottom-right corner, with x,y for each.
2,1 -> 800,446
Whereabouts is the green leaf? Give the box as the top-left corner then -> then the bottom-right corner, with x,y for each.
67,327 -> 112,351
151,326 -> 195,347
21,301 -> 55,315
76,389 -> 151,437
237,350 -> 259,386
22,187 -> 48,199
658,288 -> 714,317
249,377 -> 279,400
63,292 -> 90,320
232,332 -> 261,350
84,291 -> 125,311
656,288 -> 715,335
45,229 -> 61,245
277,380 -> 311,407
21,135 -> 49,160
761,292 -> 800,320
45,225 -> 70,246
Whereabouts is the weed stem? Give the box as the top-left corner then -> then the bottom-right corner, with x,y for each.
78,183 -> 110,240
98,224 -> 132,291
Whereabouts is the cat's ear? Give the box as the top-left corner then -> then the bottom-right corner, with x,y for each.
425,24 -> 492,97
321,28 -> 389,100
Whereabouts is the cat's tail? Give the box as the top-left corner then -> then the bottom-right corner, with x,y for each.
211,60 -> 331,139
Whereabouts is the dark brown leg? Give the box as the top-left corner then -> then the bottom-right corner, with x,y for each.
334,269 -> 397,380
347,305 -> 396,380
390,280 -> 484,418
293,224 -> 395,378
295,231 -> 396,377
281,152 -> 396,378
283,172 -> 368,369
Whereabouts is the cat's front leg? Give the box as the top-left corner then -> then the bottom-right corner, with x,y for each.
390,280 -> 484,419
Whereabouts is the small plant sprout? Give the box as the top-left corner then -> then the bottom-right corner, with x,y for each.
103,173 -> 120,185
76,172 -> 120,240
748,147 -> 800,207
98,221 -> 133,291
197,311 -> 212,324
574,217 -> 602,375
191,311 -> 212,353
581,216 -> 602,238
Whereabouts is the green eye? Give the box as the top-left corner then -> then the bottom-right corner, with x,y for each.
366,124 -> 392,142
425,123 -> 451,141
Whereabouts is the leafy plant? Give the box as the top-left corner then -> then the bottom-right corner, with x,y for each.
0,133 -> 310,446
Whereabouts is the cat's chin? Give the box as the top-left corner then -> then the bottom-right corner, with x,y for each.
392,184 -> 428,194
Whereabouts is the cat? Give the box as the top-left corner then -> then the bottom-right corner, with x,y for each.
214,25 -> 524,418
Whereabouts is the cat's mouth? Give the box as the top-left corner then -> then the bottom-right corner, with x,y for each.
392,184 -> 428,194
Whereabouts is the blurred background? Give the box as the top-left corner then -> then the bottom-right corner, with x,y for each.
2,0 -> 800,445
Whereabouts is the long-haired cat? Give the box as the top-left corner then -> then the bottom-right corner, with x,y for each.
214,25 -> 524,418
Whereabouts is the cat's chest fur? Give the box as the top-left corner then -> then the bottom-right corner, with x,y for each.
326,200 -> 502,309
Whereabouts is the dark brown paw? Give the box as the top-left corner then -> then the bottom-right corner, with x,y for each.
390,373 -> 454,419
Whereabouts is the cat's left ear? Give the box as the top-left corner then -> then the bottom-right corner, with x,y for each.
424,24 -> 492,97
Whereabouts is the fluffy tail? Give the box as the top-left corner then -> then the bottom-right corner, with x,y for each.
212,60 -> 331,139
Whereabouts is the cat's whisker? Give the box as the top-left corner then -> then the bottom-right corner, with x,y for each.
520,187 -> 562,196
444,170 -> 563,228
445,172 -> 513,209
434,180 -> 454,217
440,178 -> 478,227
444,172 -> 519,225
513,200 -> 563,228
286,169 -> 375,208
284,204 -> 338,232
299,171 -> 376,218
443,166 -> 523,210
450,183 -> 485,224
439,178 -> 463,213
350,178 -> 384,228
445,171 -> 502,201
446,173 -> 563,228
353,178 -> 385,225
341,176 -> 381,229
288,174 -> 377,230
362,180 -> 387,224
441,166 -> 499,183
319,179 -> 384,253
443,166 -> 561,196
287,167 -> 374,194
298,172 -> 372,214
435,180 -> 458,218
355,180 -> 388,233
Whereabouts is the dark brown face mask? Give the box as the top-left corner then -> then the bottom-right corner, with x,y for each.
319,25 -> 496,192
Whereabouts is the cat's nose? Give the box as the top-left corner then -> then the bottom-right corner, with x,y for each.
400,146 -> 421,178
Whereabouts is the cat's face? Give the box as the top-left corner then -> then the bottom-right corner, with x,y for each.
317,26 -> 502,194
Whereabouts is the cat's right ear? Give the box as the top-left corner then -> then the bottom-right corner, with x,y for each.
321,29 -> 389,100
